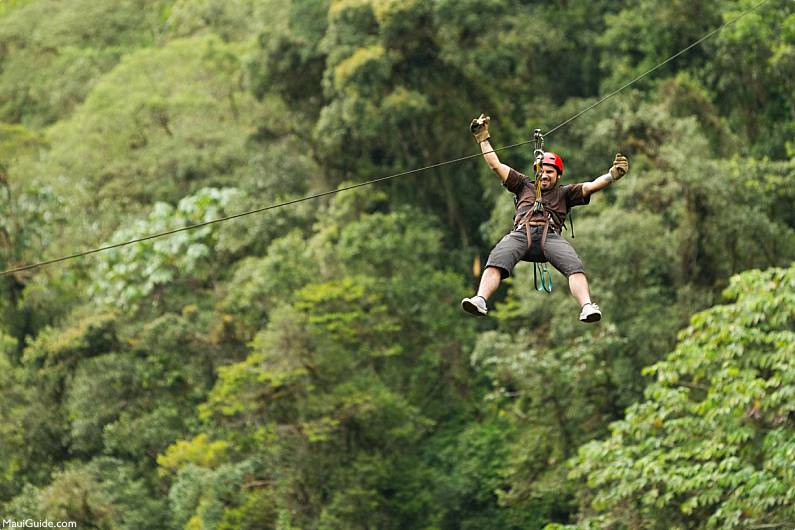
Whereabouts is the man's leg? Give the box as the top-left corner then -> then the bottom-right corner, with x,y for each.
462,231 -> 524,316
477,266 -> 503,301
569,272 -> 601,322
544,234 -> 601,322
462,266 -> 502,316
568,272 -> 592,306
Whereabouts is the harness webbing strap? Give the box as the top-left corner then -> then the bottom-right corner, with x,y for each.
568,210 -> 575,238
518,211 -> 552,256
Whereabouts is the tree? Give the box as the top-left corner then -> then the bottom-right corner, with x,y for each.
566,265 -> 795,529
162,200 -> 478,528
88,187 -> 247,313
598,0 -> 795,158
0,0 -> 172,127
3,458 -> 167,530
0,123 -> 65,347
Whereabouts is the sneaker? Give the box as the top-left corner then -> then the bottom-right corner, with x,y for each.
579,302 -> 602,323
461,295 -> 488,316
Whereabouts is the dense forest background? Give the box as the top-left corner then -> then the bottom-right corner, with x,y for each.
0,0 -> 793,528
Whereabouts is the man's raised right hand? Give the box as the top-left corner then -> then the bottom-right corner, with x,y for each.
470,113 -> 491,143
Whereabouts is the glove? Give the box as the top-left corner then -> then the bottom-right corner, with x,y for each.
470,113 -> 491,143
609,153 -> 629,180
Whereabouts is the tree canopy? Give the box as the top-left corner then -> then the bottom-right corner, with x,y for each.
0,0 -> 793,528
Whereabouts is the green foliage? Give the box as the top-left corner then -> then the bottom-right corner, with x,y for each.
0,0 -> 171,126
40,35 -> 262,211
0,124 -> 51,274
0,340 -> 66,498
1,305 -> 222,522
599,0 -> 795,157
163,0 -> 286,42
470,326 -> 627,525
22,310 -> 119,368
0,126 -> 76,342
711,0 -> 795,157
0,122 -> 45,165
250,0 -> 328,116
0,334 -> 30,498
166,459 -> 276,530
89,187 -> 245,311
163,205 -> 477,528
220,230 -> 319,339
157,434 -> 230,474
1,1 -> 792,528
569,265 -> 795,529
4,458 -> 167,530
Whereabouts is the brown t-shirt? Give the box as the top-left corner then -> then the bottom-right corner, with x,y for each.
504,168 -> 590,231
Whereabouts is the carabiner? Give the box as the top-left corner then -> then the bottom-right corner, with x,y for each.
534,262 -> 553,293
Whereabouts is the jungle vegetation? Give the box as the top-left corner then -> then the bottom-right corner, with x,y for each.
0,0 -> 793,528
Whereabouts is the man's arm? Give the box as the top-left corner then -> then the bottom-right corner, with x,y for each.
471,114 -> 511,183
582,153 -> 629,197
479,139 -> 511,183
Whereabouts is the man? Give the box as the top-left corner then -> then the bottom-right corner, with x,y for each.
461,114 -> 629,323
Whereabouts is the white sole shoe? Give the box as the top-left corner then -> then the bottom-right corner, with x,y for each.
461,296 -> 488,316
579,302 -> 602,323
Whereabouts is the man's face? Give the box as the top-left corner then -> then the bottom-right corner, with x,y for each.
539,164 -> 559,190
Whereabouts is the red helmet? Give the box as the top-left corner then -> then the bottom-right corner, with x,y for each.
541,152 -> 564,176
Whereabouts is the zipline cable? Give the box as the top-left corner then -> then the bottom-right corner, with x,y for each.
0,145 -> 530,276
0,0 -> 771,278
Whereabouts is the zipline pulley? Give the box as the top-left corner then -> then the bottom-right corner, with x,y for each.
533,128 -> 545,157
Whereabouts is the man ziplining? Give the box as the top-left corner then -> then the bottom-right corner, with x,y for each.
461,114 -> 629,323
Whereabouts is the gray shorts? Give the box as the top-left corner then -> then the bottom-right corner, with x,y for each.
485,226 -> 585,279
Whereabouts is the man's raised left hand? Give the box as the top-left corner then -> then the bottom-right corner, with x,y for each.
609,153 -> 629,180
